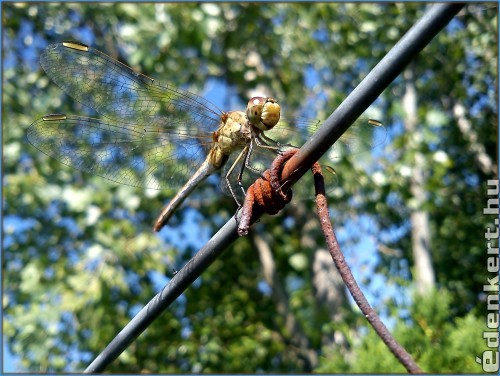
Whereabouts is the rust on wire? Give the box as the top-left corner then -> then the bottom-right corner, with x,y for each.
311,162 -> 423,374
237,149 -> 296,236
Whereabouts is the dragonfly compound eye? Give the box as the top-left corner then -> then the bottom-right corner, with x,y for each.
246,97 -> 265,125
261,98 -> 280,129
246,97 -> 280,131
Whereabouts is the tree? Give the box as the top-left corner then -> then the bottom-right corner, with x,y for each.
3,3 -> 496,372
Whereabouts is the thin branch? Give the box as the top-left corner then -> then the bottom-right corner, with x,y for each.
84,3 -> 465,373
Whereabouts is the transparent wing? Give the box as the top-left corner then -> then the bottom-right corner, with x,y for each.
27,114 -> 213,190
29,41 -> 231,190
39,41 -> 223,130
264,115 -> 387,159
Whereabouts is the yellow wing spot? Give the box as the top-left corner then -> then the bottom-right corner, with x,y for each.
62,41 -> 89,52
42,114 -> 67,121
368,119 -> 383,127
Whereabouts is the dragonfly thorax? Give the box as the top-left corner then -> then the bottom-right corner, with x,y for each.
210,111 -> 251,169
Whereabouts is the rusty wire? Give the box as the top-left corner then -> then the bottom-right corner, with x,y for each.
237,149 -> 296,236
311,159 -> 423,374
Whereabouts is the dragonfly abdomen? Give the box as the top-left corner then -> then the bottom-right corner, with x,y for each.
154,155 -> 218,232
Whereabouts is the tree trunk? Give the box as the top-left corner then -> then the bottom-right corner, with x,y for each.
253,233 -> 318,371
452,101 -> 497,176
403,66 -> 436,295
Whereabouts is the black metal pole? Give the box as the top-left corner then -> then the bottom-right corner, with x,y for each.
85,218 -> 239,373
84,3 -> 465,372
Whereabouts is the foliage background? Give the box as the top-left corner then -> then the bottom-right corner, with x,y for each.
3,2 -> 497,373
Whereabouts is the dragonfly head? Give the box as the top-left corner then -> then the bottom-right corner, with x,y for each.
246,97 -> 281,131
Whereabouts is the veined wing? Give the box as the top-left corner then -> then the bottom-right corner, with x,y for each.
264,115 -> 386,160
27,114 -> 214,190
40,41 -> 224,129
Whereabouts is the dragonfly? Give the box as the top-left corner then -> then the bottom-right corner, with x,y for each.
27,41 -> 385,233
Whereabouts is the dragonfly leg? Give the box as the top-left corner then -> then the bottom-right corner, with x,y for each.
242,140 -> 265,175
256,133 -> 298,151
243,134 -> 285,177
254,133 -> 280,150
225,146 -> 250,206
243,135 -> 291,178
